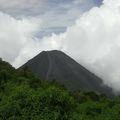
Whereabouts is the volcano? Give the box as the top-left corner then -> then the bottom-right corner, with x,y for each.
20,50 -> 113,97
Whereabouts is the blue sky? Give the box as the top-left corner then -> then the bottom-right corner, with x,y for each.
93,0 -> 102,5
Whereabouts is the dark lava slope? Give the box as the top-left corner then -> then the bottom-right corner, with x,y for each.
20,50 -> 113,97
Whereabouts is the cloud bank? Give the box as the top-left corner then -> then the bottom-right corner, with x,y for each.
1,0 -> 120,93
0,12 -> 41,64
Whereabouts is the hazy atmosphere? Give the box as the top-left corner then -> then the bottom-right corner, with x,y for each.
1,0 -> 120,93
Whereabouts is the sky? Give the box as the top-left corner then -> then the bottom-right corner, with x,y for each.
0,0 -> 102,38
2,0 -> 120,93
0,0 -> 102,64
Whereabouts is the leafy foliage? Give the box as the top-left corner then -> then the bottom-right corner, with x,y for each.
0,58 -> 120,120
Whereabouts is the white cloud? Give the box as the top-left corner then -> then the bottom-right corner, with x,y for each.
12,33 -> 64,67
0,11 -> 41,64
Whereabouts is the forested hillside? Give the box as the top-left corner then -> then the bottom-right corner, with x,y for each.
0,58 -> 120,120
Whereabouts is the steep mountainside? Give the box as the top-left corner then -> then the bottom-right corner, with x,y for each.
20,50 -> 113,97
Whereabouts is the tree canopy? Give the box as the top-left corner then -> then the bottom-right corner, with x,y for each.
0,59 -> 119,120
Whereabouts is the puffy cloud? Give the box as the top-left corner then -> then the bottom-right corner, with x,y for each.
0,11 -> 41,64
12,33 -> 64,67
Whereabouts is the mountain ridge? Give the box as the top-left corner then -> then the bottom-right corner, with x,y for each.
20,50 -> 114,97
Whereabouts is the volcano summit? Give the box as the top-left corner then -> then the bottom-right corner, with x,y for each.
21,50 -> 113,97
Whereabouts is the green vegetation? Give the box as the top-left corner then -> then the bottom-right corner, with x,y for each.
0,58 -> 120,120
